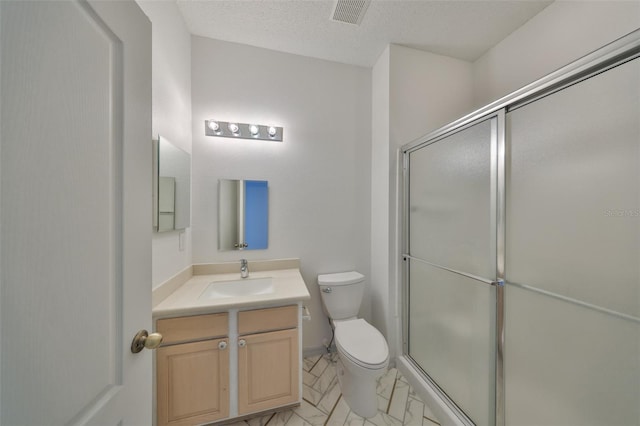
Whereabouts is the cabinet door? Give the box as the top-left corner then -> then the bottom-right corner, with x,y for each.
238,328 -> 299,415
157,338 -> 230,426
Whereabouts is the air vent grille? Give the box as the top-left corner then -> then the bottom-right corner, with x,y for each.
331,0 -> 371,26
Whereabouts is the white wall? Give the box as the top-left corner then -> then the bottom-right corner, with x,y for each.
191,36 -> 372,351
473,0 -> 640,107
370,45 -> 391,346
371,45 -> 474,360
136,1 -> 193,288
389,45 -> 475,146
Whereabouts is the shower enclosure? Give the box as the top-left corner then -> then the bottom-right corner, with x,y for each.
401,30 -> 640,426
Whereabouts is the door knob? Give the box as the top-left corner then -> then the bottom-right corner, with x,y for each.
131,330 -> 163,353
238,339 -> 246,348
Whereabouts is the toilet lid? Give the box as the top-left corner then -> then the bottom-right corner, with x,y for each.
335,319 -> 389,368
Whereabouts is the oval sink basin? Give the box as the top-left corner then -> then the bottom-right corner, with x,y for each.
199,277 -> 274,299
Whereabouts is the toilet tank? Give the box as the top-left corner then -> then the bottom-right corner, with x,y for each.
317,271 -> 365,320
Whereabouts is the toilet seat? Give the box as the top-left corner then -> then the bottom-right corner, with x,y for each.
335,319 -> 389,370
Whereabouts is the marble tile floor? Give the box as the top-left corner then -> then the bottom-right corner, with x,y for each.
223,353 -> 440,426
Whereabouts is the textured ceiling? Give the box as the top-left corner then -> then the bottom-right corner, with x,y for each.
176,0 -> 553,67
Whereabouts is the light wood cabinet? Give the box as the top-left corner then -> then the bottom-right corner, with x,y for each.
237,305 -> 299,415
238,304 -> 298,335
157,313 -> 229,345
238,328 -> 299,415
156,314 -> 229,426
155,305 -> 300,424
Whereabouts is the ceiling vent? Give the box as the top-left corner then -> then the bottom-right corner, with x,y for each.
330,0 -> 371,26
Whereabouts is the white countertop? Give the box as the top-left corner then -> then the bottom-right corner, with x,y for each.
153,267 -> 311,318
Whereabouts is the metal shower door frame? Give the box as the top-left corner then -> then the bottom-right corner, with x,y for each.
401,110 -> 504,426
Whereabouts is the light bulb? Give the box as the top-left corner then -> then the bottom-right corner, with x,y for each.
249,125 -> 259,136
228,123 -> 239,134
268,126 -> 277,137
208,121 -> 219,131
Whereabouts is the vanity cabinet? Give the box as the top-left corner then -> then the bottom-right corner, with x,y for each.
237,305 -> 299,415
156,313 -> 229,426
155,305 -> 301,425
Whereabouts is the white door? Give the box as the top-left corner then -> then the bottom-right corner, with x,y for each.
0,1 -> 152,424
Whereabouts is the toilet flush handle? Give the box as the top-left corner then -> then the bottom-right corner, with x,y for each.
322,287 -> 332,293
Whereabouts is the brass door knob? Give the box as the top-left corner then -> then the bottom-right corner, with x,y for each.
131,330 -> 163,353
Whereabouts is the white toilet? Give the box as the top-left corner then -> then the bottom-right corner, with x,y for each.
317,271 -> 389,418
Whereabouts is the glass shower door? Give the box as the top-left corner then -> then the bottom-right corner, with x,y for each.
505,57 -> 640,426
403,31 -> 640,426
406,117 -> 498,426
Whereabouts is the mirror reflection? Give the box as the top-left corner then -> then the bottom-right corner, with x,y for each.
154,136 -> 191,232
218,179 -> 268,250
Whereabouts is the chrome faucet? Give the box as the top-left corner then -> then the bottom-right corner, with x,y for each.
240,259 -> 249,278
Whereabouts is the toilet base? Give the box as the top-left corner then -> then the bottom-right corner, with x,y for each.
335,355 -> 386,418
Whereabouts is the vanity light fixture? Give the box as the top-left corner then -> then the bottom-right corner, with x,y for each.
205,120 -> 283,142
207,120 -> 220,132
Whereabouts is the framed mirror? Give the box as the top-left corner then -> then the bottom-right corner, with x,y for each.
218,179 -> 268,250
153,136 -> 191,232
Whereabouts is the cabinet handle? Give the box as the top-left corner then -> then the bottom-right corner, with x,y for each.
218,340 -> 227,350
238,339 -> 246,348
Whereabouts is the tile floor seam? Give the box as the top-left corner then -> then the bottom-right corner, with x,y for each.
310,361 -> 329,378
303,397 -> 318,407
389,378 -> 410,424
316,378 -> 340,414
322,393 -> 343,426
263,412 -> 276,425
309,356 -> 323,372
287,412 -> 307,425
311,366 -> 337,394
423,415 -> 440,425
386,376 -> 398,414
304,370 -> 320,387
388,411 -> 404,423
